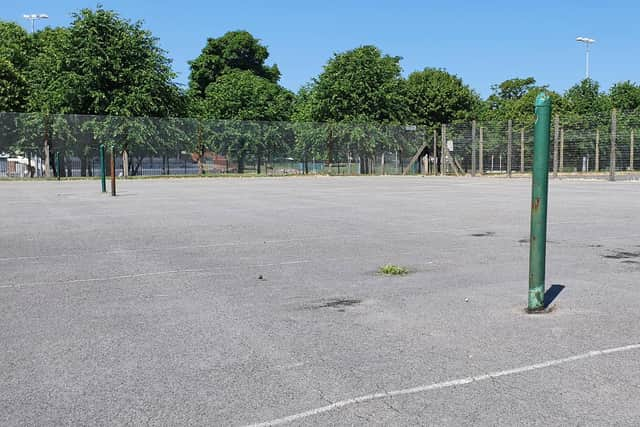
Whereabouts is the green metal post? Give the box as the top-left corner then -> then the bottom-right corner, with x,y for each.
110,146 -> 116,197
99,144 -> 106,193
55,152 -> 60,181
528,93 -> 552,312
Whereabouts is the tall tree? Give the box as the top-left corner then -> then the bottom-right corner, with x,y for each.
310,45 -> 405,123
609,81 -> 640,112
484,77 -> 564,125
564,78 -> 610,117
405,68 -> 480,126
60,7 -> 183,117
189,31 -> 280,98
491,77 -> 536,100
308,45 -> 406,170
202,70 -> 294,172
0,22 -> 31,112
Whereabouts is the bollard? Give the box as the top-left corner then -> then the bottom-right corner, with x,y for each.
99,144 -> 106,193
55,152 -> 60,181
528,93 -> 552,312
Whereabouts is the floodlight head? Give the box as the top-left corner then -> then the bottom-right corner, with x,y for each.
576,36 -> 595,44
37,14 -> 49,19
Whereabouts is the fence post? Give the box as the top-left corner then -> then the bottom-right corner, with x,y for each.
55,152 -> 60,180
528,93 -> 552,312
630,129 -> 635,171
553,115 -> 559,178
507,119 -> 513,177
100,144 -> 106,193
471,120 -> 477,176
595,129 -> 600,172
610,109 -> 617,181
479,127 -> 484,175
560,127 -> 564,172
432,129 -> 437,175
110,146 -> 116,196
440,124 -> 446,176
520,128 -> 525,173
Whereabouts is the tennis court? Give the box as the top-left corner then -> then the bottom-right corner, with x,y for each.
1,176 -> 639,425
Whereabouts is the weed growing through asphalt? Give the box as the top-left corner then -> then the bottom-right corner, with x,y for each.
378,264 -> 409,276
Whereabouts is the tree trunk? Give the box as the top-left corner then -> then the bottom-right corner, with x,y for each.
44,142 -> 50,177
80,156 -> 87,177
257,155 -> 262,174
122,149 -> 129,178
197,145 -> 205,175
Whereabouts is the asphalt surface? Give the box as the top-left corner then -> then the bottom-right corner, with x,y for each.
1,176 -> 639,426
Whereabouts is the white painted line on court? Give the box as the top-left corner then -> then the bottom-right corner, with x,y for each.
245,343 -> 640,427
0,259 -> 313,290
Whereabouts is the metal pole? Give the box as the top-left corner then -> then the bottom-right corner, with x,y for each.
55,152 -> 60,181
99,144 -> 106,193
610,109 -> 617,181
110,146 -> 116,196
586,43 -> 590,79
528,93 -> 552,312
520,128 -> 525,173
440,124 -> 446,176
507,119 -> 513,178
595,129 -> 600,172
630,129 -> 634,171
471,120 -> 477,176
479,127 -> 484,175
553,115 -> 559,178
432,129 -> 437,175
560,127 -> 564,172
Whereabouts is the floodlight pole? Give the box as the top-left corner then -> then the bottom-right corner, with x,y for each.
23,14 -> 49,33
527,93 -> 552,312
576,37 -> 595,79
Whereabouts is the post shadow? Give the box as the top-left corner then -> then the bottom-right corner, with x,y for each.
544,284 -> 565,308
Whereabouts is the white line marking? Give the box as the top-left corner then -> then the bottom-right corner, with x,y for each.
245,343 -> 640,427
0,269 -> 210,289
0,259 -> 313,290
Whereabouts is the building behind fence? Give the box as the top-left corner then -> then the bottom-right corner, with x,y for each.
0,110 -> 637,179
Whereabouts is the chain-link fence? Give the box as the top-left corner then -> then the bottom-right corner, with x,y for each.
0,111 -> 638,179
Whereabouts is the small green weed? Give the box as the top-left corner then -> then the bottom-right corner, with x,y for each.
378,264 -> 409,276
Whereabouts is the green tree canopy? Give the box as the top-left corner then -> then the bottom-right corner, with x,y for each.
609,81 -> 640,112
0,58 -> 28,112
484,77 -> 564,125
0,22 -> 31,112
405,67 -> 480,126
35,7 -> 183,117
203,70 -> 293,121
202,70 -> 294,172
0,21 -> 31,71
564,78 -> 611,117
310,45 -> 406,123
490,77 -> 536,100
189,30 -> 280,98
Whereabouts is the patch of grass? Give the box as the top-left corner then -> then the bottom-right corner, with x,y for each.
378,264 -> 409,276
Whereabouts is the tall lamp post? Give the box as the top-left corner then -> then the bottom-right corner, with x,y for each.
576,36 -> 595,79
23,13 -> 49,33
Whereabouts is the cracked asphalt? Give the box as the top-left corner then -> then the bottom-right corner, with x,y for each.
1,176 -> 639,426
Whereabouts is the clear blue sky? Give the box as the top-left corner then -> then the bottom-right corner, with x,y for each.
3,1 -> 638,97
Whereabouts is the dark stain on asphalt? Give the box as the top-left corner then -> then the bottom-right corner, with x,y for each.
307,298 -> 362,310
471,231 -> 495,237
603,251 -> 640,260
